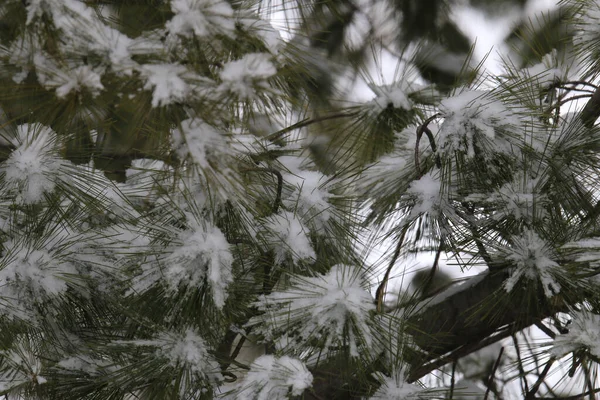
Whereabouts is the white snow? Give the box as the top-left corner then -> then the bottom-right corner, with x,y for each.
142,63 -> 194,107
0,239 -> 77,321
524,50 -> 569,89
171,118 -> 229,169
466,174 -> 547,222
369,369 -> 437,399
252,264 -> 375,356
368,82 -> 413,112
550,311 -> 600,359
165,220 -> 233,308
438,89 -> 515,157
0,336 -> 47,391
238,15 -> 283,55
1,123 -> 67,204
577,1 -> 600,43
278,155 -> 332,223
34,53 -> 104,98
29,0 -> 135,73
406,171 -> 442,217
264,210 -> 316,264
502,230 -> 561,297
136,329 -> 222,382
167,0 -> 235,40
219,53 -> 277,99
236,355 -> 313,400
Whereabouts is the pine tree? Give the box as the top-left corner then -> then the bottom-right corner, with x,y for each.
0,0 -> 600,399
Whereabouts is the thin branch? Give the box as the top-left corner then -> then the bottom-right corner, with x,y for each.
551,80 -> 599,90
408,325 -> 514,382
415,113 -> 441,175
580,86 -> 600,128
534,321 -> 556,339
483,347 -> 504,400
221,328 -> 253,372
512,334 -> 530,395
449,360 -> 457,400
242,167 -> 283,213
555,85 -> 596,94
266,111 -> 360,142
555,94 -> 593,109
375,224 -> 409,312
525,358 -> 555,399
581,361 -> 595,400
421,240 -> 444,297
535,387 -> 600,400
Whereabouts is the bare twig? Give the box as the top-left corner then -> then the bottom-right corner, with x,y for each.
408,325 -> 514,382
421,240 -> 444,297
266,111 -> 360,142
375,225 -> 409,312
535,387 -> 600,400
242,167 -> 283,213
534,321 -> 556,339
512,334 -> 530,395
415,113 -> 441,175
484,347 -> 504,400
449,360 -> 457,400
526,358 -> 555,399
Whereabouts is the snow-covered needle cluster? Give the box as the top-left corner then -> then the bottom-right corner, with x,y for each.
0,0 -> 600,399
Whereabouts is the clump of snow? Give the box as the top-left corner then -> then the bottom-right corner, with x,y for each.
219,53 -> 277,99
167,0 -> 235,40
251,265 -> 375,356
0,336 -> 47,392
502,230 -> 561,297
0,239 -> 77,320
34,54 -> 104,98
57,355 -> 111,376
238,15 -> 283,55
368,82 -> 413,112
27,0 -> 135,73
576,1 -> 600,43
171,118 -> 229,169
164,220 -> 233,308
136,329 -> 221,382
438,89 -> 515,157
524,50 -> 569,89
563,237 -> 600,272
236,355 -> 313,400
406,171 -> 442,217
142,63 -> 195,107
370,369 -> 437,399
264,210 -> 316,264
550,311 -> 600,358
1,123 -> 67,204
278,155 -> 332,224
467,174 -> 547,223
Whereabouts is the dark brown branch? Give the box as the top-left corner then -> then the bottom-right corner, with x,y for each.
580,86 -> 600,128
376,225 -> 409,312
512,334 -> 530,395
407,323 -> 513,382
550,80 -> 598,90
525,358 -> 554,399
415,114 -> 441,175
535,321 -> 556,339
449,361 -> 457,400
484,347 -> 504,400
266,111 -> 360,142
535,387 -> 600,400
242,167 -> 283,213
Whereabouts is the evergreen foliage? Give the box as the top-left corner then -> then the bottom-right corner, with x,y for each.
0,0 -> 599,399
